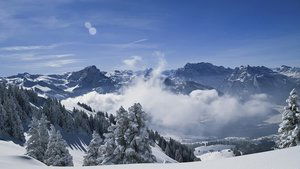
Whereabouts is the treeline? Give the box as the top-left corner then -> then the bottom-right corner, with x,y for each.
0,83 -> 41,142
0,83 -> 113,142
149,130 -> 199,162
77,102 -> 93,112
41,99 -> 112,136
187,137 -> 276,156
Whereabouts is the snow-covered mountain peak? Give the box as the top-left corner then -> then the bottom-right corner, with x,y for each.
275,65 -> 300,79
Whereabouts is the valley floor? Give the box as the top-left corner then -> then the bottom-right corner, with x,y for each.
0,140 -> 299,169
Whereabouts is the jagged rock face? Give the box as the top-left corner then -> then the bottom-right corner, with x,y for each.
163,78 -> 215,95
221,65 -> 300,103
66,65 -> 116,94
169,63 -> 300,103
172,62 -> 233,89
274,65 -> 300,79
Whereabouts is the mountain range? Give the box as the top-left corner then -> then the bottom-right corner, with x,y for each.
1,63 -> 299,104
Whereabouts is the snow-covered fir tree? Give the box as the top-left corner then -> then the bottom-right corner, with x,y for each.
123,103 -> 156,163
44,125 -> 73,166
83,131 -> 103,166
0,104 -> 6,134
2,96 -> 25,142
98,125 -> 117,165
38,114 -> 50,153
277,88 -> 300,148
98,107 -> 130,165
99,104 -> 155,165
26,114 -> 50,162
112,106 -> 130,163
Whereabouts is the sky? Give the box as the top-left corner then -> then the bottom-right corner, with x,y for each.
0,0 -> 300,76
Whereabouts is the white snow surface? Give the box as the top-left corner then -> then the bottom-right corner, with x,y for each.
33,85 -> 52,92
0,140 -> 46,168
194,144 -> 235,156
65,85 -> 79,93
197,149 -> 235,161
1,139 -> 300,169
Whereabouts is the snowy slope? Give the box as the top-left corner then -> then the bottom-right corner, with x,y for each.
151,144 -> 177,163
1,139 -> 300,169
0,140 -> 176,167
0,140 -> 46,168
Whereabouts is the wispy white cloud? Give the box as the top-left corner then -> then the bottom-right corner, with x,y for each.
0,44 -> 58,51
20,53 -> 74,61
31,16 -> 71,29
129,38 -> 148,44
94,38 -> 153,50
123,56 -> 142,69
0,52 -> 74,61
42,59 -> 79,68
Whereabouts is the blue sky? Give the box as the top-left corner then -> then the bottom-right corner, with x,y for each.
0,0 -> 300,76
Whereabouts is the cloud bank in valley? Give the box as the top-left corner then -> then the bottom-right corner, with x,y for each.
62,59 -> 273,137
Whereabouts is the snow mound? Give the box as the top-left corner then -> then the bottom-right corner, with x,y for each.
198,149 -> 235,161
194,144 -> 235,156
0,140 -> 45,168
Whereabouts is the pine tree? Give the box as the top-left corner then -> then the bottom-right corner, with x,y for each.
2,96 -> 25,142
99,104 -> 156,165
123,103 -> 156,163
44,125 -> 73,166
98,125 -> 117,165
109,114 -> 116,125
38,114 -> 50,155
277,88 -> 300,148
26,114 -> 49,162
83,131 -> 103,166
113,107 -> 129,163
26,117 -> 46,161
175,149 -> 183,162
0,104 -> 6,133
165,144 -> 172,157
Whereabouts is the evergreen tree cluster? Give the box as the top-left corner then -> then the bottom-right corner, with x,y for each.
148,130 -> 198,162
277,88 -> 300,148
188,137 -> 276,156
0,82 -> 113,142
41,99 -> 111,136
77,102 -> 94,112
83,103 -> 156,166
0,83 -> 40,142
26,116 -> 73,166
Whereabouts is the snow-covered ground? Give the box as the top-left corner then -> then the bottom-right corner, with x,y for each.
1,140 -> 299,169
194,144 -> 235,156
0,140 -> 45,168
197,149 -> 235,161
194,144 -> 235,161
